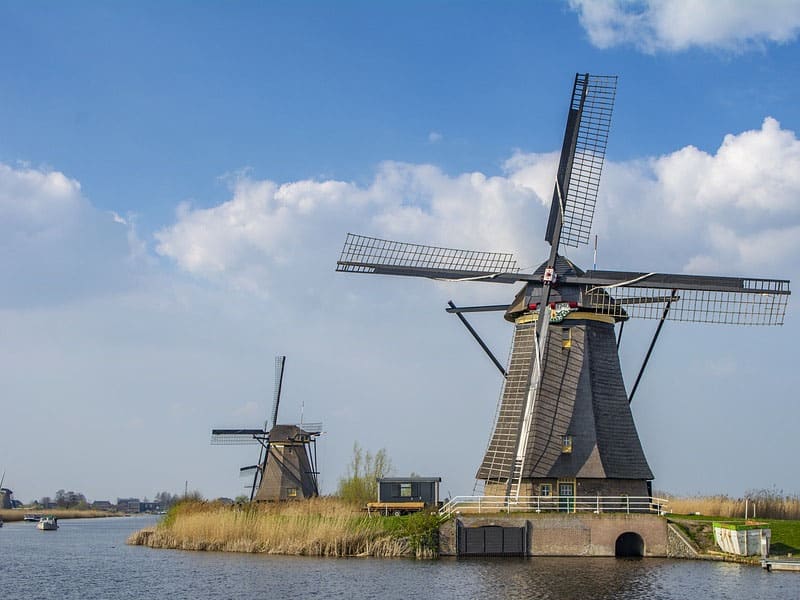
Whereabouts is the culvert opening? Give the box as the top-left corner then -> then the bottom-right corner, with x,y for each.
615,532 -> 644,557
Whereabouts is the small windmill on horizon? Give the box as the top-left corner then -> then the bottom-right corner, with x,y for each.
212,356 -> 322,501
336,73 -> 790,501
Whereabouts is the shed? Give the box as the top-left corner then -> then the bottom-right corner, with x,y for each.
377,477 -> 441,506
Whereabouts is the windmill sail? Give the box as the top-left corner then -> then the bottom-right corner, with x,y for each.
271,356 -> 286,428
569,271 -> 790,325
545,74 -> 617,249
337,233 -> 521,283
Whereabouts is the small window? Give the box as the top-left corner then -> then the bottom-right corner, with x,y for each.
562,327 -> 572,350
540,484 -> 552,497
400,483 -> 412,498
286,487 -> 298,498
562,435 -> 573,453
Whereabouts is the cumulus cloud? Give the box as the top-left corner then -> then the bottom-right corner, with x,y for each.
156,118 -> 800,288
155,161 -> 545,292
0,162 -> 149,308
568,0 -> 800,53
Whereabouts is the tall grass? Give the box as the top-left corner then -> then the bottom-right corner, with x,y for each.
128,497 -> 441,558
666,489 -> 800,520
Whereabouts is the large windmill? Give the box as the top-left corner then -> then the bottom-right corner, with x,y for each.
212,356 -> 322,501
336,73 -> 790,501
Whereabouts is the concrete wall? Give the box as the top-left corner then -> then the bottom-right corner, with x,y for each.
441,513 -> 670,557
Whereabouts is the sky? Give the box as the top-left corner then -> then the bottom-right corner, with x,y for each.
1,0 -> 799,503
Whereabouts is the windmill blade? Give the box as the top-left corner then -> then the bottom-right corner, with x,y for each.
336,233 -> 522,283
239,465 -> 260,475
568,271 -> 790,325
271,356 -> 286,428
545,74 -> 617,249
211,429 -> 268,445
295,422 -> 323,435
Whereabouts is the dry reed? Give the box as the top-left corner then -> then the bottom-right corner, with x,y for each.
0,509 -> 113,522
666,491 -> 800,520
127,498 -> 438,558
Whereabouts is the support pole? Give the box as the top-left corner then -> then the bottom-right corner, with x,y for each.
628,290 -> 677,404
447,301 -> 507,378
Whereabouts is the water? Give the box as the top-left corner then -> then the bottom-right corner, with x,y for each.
1,516 -> 799,599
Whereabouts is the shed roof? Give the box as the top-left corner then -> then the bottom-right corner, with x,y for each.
377,477 -> 441,483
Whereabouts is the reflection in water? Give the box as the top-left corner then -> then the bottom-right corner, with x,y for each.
1,517 -> 798,599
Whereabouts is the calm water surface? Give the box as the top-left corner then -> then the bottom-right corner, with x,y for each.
1,516 -> 799,599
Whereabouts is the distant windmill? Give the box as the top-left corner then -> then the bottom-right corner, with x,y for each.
0,471 -> 13,509
336,73 -> 790,500
212,356 -> 322,501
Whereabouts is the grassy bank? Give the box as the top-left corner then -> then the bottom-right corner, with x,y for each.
127,498 -> 442,558
0,509 -> 117,522
668,514 -> 800,556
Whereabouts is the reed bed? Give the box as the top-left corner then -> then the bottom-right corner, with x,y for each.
667,491 -> 800,520
127,498 -> 440,558
0,509 -> 113,522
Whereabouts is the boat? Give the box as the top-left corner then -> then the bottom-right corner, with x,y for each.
23,513 -> 42,522
36,516 -> 58,531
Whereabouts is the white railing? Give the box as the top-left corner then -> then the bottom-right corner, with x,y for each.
438,495 -> 668,518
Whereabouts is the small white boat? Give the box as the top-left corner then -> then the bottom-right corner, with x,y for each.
36,516 -> 58,531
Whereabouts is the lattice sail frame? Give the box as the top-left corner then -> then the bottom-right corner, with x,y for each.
560,74 -> 617,248
337,233 -> 518,277
583,278 -> 790,325
210,429 -> 267,445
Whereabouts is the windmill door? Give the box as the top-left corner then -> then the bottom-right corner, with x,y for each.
558,481 -> 575,513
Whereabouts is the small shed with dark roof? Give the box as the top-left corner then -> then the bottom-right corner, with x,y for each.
377,477 -> 441,506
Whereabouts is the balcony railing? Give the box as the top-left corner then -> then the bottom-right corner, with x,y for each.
438,495 -> 668,518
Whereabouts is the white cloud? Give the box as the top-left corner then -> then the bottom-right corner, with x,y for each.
155,161 -> 545,292
0,163 -> 145,307
568,0 -> 800,53
428,131 -> 443,143
232,401 -> 261,419
654,117 -> 800,216
156,118 -> 800,289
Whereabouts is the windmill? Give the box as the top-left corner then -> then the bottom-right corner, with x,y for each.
336,73 -> 790,501
0,471 -> 13,509
211,356 -> 322,501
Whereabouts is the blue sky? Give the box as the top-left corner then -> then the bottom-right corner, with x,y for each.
1,1 -> 799,503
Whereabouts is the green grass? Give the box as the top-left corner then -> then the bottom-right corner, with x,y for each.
669,513 -> 800,555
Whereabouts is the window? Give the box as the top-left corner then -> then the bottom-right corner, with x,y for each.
400,483 -> 412,498
562,435 -> 573,453
540,484 -> 552,497
286,487 -> 298,498
562,327 -> 572,350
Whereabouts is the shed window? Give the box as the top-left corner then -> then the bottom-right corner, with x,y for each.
540,484 -> 552,497
400,483 -> 412,497
286,487 -> 298,498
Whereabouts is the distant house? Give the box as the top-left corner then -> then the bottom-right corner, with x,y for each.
91,500 -> 113,511
377,477 -> 442,506
116,498 -> 141,513
139,501 -> 159,513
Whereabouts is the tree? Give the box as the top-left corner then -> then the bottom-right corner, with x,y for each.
336,442 -> 392,504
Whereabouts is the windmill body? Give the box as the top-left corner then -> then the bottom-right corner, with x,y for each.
478,257 -> 652,498
212,357 -> 322,501
336,73 -> 790,499
254,425 -> 320,501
